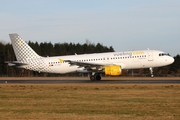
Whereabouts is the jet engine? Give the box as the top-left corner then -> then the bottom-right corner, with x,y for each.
104,65 -> 126,76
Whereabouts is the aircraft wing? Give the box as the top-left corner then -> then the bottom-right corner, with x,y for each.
64,60 -> 113,71
64,60 -> 109,66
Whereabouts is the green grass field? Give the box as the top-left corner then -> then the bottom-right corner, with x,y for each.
0,84 -> 180,120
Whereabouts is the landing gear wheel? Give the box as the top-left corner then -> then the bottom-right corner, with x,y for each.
90,75 -> 95,81
95,74 -> 101,81
90,73 -> 101,81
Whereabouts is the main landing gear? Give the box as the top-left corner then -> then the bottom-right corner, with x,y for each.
149,67 -> 154,78
90,73 -> 101,81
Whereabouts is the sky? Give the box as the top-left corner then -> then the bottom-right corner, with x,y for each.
0,0 -> 180,56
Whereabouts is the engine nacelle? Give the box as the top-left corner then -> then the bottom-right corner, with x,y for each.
104,65 -> 126,76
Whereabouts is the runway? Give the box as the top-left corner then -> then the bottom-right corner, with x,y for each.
0,77 -> 180,84
0,80 -> 180,84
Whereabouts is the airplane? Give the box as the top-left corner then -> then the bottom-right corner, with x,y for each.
7,33 -> 174,81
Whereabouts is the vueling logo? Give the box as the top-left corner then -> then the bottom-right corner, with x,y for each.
58,58 -> 64,63
18,41 -> 23,46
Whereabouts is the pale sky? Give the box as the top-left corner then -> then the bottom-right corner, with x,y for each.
0,0 -> 180,56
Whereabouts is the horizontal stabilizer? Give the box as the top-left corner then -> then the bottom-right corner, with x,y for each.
5,61 -> 28,68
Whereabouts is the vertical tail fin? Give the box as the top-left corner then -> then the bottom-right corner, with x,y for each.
9,33 -> 41,61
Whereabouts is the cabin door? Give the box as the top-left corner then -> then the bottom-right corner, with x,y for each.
148,51 -> 153,61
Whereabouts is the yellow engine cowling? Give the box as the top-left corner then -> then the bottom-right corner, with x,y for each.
104,65 -> 126,76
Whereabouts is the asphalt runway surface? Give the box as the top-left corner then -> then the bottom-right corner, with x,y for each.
0,77 -> 180,84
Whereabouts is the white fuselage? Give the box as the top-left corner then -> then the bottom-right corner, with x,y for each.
24,50 -> 174,74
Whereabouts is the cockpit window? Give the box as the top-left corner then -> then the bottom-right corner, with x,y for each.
159,53 -> 170,56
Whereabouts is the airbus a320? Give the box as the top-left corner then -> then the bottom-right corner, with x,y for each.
7,33 -> 174,81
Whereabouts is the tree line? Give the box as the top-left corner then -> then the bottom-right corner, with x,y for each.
0,40 -> 180,77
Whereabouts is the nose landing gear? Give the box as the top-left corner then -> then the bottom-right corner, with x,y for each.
149,67 -> 154,78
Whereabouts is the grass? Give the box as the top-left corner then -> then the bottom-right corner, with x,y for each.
0,84 -> 180,120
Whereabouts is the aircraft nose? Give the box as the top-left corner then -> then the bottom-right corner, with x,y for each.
169,57 -> 174,64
